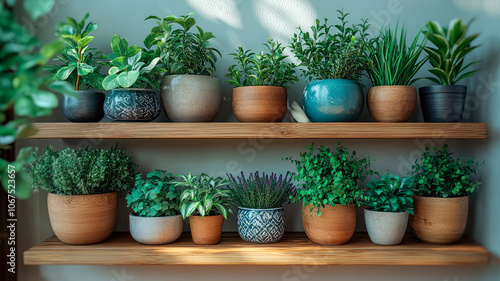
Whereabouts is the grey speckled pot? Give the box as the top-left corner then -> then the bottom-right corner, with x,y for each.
62,90 -> 105,122
364,208 -> 409,246
129,214 -> 183,245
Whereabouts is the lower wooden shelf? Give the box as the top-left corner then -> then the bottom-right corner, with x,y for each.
23,232 -> 489,266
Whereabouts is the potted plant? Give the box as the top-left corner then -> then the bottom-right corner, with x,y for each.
146,13 -> 222,122
362,174 -> 414,245
227,171 -> 296,243
408,144 -> 482,243
45,13 -> 105,122
226,38 -> 298,122
102,35 -> 162,121
287,143 -> 372,245
24,145 -> 137,244
289,10 -> 373,122
126,170 -> 182,245
173,172 -> 233,245
366,25 -> 428,122
419,19 -> 480,122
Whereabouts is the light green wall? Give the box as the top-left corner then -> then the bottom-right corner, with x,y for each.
16,0 -> 500,280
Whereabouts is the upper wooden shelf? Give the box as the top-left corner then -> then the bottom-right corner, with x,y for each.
28,122 -> 487,139
24,232 -> 489,266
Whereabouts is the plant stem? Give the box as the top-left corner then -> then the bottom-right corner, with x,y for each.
76,75 -> 80,91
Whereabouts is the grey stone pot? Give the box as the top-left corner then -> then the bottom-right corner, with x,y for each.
129,214 -> 183,245
364,208 -> 409,246
62,90 -> 105,122
237,207 -> 285,243
161,74 -> 221,122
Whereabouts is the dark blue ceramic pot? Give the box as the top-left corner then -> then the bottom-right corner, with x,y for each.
62,90 -> 105,122
303,79 -> 364,122
104,88 -> 161,121
419,85 -> 467,122
237,207 -> 285,243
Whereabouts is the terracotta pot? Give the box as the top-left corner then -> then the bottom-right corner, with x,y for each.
364,208 -> 409,246
232,86 -> 287,122
47,192 -> 118,245
367,85 -> 417,122
129,214 -> 183,245
302,203 -> 356,245
188,215 -> 224,245
409,196 -> 468,244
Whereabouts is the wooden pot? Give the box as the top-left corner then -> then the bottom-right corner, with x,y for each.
302,203 -> 356,245
409,196 -> 468,244
47,192 -> 118,245
232,86 -> 287,122
367,85 -> 417,122
188,215 -> 224,245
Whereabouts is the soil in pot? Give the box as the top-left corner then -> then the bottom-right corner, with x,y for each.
367,85 -> 416,122
302,203 -> 356,245
188,215 -> 224,245
237,207 -> 286,243
364,208 -> 409,245
129,214 -> 183,245
232,86 -> 287,122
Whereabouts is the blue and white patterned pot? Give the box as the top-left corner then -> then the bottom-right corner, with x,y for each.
104,88 -> 161,121
237,207 -> 285,243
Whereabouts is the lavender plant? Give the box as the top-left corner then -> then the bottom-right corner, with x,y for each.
227,171 -> 296,209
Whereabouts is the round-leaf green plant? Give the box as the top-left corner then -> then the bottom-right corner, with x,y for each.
362,174 -> 414,214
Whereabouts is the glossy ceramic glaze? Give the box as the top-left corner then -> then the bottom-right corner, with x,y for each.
237,207 -> 286,243
104,88 -> 161,121
62,90 -> 105,122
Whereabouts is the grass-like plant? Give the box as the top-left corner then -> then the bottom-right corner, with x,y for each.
227,171 -> 296,209
363,174 -> 414,214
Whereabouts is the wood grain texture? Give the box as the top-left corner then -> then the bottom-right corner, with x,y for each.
24,232 -> 490,265
28,122 -> 488,139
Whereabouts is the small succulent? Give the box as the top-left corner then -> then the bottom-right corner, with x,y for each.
363,174 -> 415,214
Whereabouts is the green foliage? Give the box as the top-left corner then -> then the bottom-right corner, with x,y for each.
367,24 -> 428,86
145,13 -> 221,76
362,174 -> 414,214
102,35 -> 161,90
423,18 -> 480,85
227,171 -> 296,209
289,10 -> 373,81
126,170 -> 180,217
287,143 -> 373,216
24,145 -> 138,195
225,38 -> 298,88
173,172 -> 233,219
45,13 -> 103,90
409,144 -> 483,198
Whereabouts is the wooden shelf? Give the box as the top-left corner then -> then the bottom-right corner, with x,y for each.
28,122 -> 487,139
24,232 -> 489,265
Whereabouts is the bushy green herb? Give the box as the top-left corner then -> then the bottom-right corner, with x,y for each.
363,174 -> 414,214
409,144 -> 482,197
226,38 -> 298,88
423,18 -> 480,85
289,10 -> 373,81
126,170 -> 180,217
227,171 -> 296,209
24,145 -> 137,195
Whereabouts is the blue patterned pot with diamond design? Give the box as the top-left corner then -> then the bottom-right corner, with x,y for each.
237,207 -> 285,243
104,88 -> 161,121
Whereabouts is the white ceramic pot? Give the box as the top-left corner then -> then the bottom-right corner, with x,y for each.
129,214 -> 183,245
364,208 -> 409,246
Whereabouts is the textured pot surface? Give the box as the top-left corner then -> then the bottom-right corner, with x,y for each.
364,209 -> 409,245
104,88 -> 161,121
232,86 -> 287,122
129,214 -> 183,245
237,207 -> 286,243
188,215 -> 224,245
47,192 -> 118,245
367,85 -> 416,122
62,90 -> 105,122
409,196 -> 468,244
161,75 -> 221,122
419,85 -> 467,122
303,79 -> 364,122
302,203 -> 356,245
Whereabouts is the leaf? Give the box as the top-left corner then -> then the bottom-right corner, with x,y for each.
127,51 -> 142,66
31,90 -> 59,108
77,63 -> 94,76
117,71 -> 139,88
78,36 -> 94,48
102,74 -> 119,90
140,57 -> 160,74
40,40 -> 65,63
55,66 -> 76,81
48,81 -> 77,96
24,0 -> 55,20
145,15 -> 161,21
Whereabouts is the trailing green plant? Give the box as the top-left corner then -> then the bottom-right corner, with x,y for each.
126,170 -> 180,217
367,24 -> 428,86
24,145 -> 138,195
227,171 -> 296,209
45,13 -> 103,90
173,172 -> 233,219
289,10 -> 373,81
409,144 -> 483,198
423,18 -> 480,85
362,174 -> 414,214
145,13 -> 221,76
287,143 -> 374,216
225,38 -> 298,87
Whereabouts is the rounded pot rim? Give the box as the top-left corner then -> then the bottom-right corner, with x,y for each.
75,89 -> 104,94
414,195 -> 470,200
364,208 -> 408,214
369,85 -> 416,90
162,74 -> 219,79
189,214 -> 224,218
233,85 -> 286,90
48,191 -> 118,197
302,202 -> 356,208
129,213 -> 182,219
419,85 -> 467,94
110,88 -> 157,92
238,206 -> 284,211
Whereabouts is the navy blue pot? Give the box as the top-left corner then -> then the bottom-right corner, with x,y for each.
237,207 -> 285,243
419,85 -> 467,122
303,79 -> 364,122
104,88 -> 161,121
62,90 -> 104,122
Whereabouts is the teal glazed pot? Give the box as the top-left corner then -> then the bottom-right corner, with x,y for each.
237,207 -> 285,243
303,79 -> 364,122
104,88 -> 161,121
